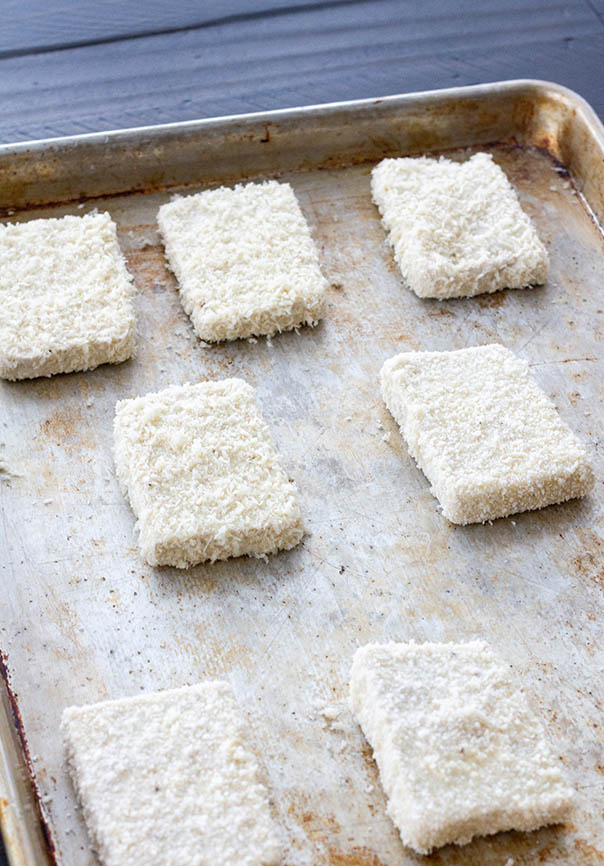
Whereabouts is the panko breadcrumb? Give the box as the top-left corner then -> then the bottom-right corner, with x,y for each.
350,640 -> 573,854
61,681 -> 282,866
0,212 -> 135,380
157,180 -> 327,342
113,378 -> 304,567
371,153 -> 548,299
380,343 -> 593,523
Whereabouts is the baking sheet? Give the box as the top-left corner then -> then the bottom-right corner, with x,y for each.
1,81 -> 604,866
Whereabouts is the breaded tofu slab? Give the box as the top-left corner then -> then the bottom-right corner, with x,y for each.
62,681 -> 281,866
157,180 -> 327,342
113,378 -> 303,568
350,641 -> 573,855
381,343 -> 592,524
371,153 -> 548,299
0,212 -> 135,380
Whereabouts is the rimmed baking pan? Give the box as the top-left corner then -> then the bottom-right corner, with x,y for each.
1,80 -> 603,865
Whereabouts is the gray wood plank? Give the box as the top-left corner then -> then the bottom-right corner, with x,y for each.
4,0 -> 597,60
0,0 -> 332,55
1,0 -> 603,144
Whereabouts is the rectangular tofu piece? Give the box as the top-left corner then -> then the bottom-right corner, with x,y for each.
157,180 -> 327,342
350,641 -> 573,855
371,153 -> 548,299
0,212 -> 135,380
381,343 -> 592,524
62,681 -> 281,866
113,378 -> 303,567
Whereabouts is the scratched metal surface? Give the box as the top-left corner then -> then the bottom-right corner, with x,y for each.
1,83 -> 604,866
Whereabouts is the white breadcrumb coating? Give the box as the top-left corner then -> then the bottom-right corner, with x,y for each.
381,343 -> 593,524
61,681 -> 282,866
371,153 -> 548,299
350,640 -> 574,855
0,212 -> 135,380
113,378 -> 304,568
157,180 -> 328,342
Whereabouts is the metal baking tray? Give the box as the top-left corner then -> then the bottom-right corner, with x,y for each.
1,79 -> 603,866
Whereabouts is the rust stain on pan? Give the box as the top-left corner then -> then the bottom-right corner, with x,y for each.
39,407 -> 82,441
0,653 -> 58,865
285,794 -> 352,860
473,289 -> 510,309
532,146 -> 571,178
532,135 -> 565,163
0,177 -> 172,220
573,838 -> 604,862
287,804 -> 342,841
327,847 -> 386,865
36,406 -> 95,455
419,825 -> 579,865
573,528 -> 604,588
123,244 -> 174,298
358,741 -> 381,789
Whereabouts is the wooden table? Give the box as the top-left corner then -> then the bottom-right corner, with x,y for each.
2,2 -> 604,864
2,0 -> 604,144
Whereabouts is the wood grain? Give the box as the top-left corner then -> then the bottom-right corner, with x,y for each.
0,0 -> 339,56
0,1 -> 603,145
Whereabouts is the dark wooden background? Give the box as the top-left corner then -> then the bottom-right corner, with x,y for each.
1,1 -> 603,863
2,0 -> 604,145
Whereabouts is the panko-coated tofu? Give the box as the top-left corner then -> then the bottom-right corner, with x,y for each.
62,681 -> 281,866
157,180 -> 327,342
381,343 -> 592,523
0,212 -> 135,380
113,378 -> 303,567
371,153 -> 548,299
350,640 -> 573,854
